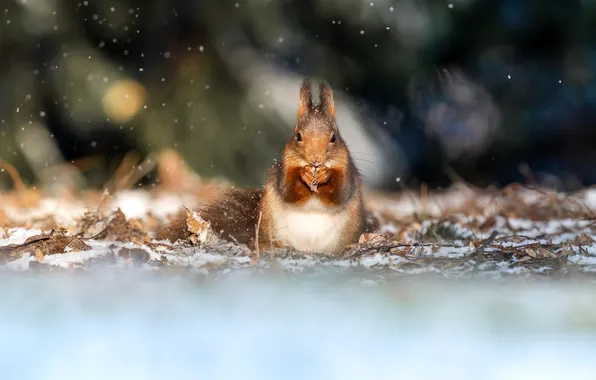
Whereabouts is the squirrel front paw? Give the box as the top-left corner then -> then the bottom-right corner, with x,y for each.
314,166 -> 331,186
300,166 -> 330,192
299,166 -> 317,191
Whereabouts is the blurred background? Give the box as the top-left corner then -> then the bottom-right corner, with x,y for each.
1,0 -> 596,192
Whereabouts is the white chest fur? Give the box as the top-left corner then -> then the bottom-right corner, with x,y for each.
271,198 -> 351,253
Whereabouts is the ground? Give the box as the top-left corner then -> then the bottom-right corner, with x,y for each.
3,178 -> 596,379
2,178 -> 596,282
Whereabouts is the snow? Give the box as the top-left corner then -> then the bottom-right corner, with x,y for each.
359,253 -> 390,267
112,190 -> 194,220
1,190 -> 194,231
4,253 -> 33,271
42,247 -> 111,268
2,199 -> 87,226
188,252 -> 227,268
568,254 -> 596,266
1,186 -> 596,279
0,228 -> 43,246
111,190 -> 152,219
580,188 -> 596,210
0,216 -> 591,278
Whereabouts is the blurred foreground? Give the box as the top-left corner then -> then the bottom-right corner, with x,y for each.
2,273 -> 596,380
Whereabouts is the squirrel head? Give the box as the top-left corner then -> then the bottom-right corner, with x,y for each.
284,78 -> 348,169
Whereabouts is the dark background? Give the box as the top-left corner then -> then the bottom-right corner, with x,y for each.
1,0 -> 595,191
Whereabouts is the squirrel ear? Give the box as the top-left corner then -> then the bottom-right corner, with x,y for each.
319,81 -> 335,118
297,78 -> 313,119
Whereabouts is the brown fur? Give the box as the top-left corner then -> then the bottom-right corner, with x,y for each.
319,81 -> 335,117
160,79 -> 370,252
254,79 -> 366,252
156,188 -> 262,244
273,80 -> 358,206
198,187 -> 263,244
296,78 -> 313,120
272,162 -> 312,205
155,213 -> 190,242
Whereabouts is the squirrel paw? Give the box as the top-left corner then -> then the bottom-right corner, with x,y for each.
300,166 -> 330,192
314,166 -> 331,186
300,166 -> 317,191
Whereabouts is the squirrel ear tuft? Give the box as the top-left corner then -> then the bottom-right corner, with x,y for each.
319,81 -> 335,118
297,78 -> 313,119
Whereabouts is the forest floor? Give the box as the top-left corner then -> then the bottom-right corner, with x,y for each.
2,171 -> 596,283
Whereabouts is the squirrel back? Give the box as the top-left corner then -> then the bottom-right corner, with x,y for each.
199,187 -> 263,244
156,187 -> 262,244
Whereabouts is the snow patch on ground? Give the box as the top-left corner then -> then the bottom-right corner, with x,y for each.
0,228 -> 43,246
2,198 -> 87,226
1,187 -> 596,279
43,247 -> 111,268
4,253 -> 33,271
112,191 -> 194,220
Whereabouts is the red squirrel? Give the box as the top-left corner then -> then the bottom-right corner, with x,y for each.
158,79 -> 368,253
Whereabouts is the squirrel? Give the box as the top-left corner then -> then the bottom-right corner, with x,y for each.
157,78 -> 369,253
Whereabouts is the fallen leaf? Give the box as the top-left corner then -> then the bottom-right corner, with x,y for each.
537,248 -> 557,258
34,248 -> 44,262
186,208 -> 217,245
525,248 -> 538,259
358,233 -> 387,245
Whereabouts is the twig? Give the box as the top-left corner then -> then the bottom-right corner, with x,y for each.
0,235 -> 51,255
0,159 -> 27,192
96,151 -> 157,214
465,214 -> 479,241
429,227 -> 444,244
393,242 -> 461,248
106,151 -> 140,193
431,194 -> 447,220
397,180 -> 420,213
443,165 -> 474,191
470,230 -> 498,257
254,211 -> 262,266
19,235 -> 51,247
118,152 -> 158,190
80,223 -> 111,240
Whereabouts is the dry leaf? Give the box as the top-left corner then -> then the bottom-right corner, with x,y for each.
358,233 -> 387,245
98,209 -> 147,243
538,248 -> 556,258
525,248 -> 538,259
185,208 -> 217,245
577,233 -> 594,245
561,246 -> 571,256
34,248 -> 45,262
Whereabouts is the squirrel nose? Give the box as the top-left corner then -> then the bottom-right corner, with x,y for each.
312,161 -> 321,168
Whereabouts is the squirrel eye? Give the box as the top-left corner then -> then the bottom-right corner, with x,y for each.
330,133 -> 336,143
296,132 -> 302,142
